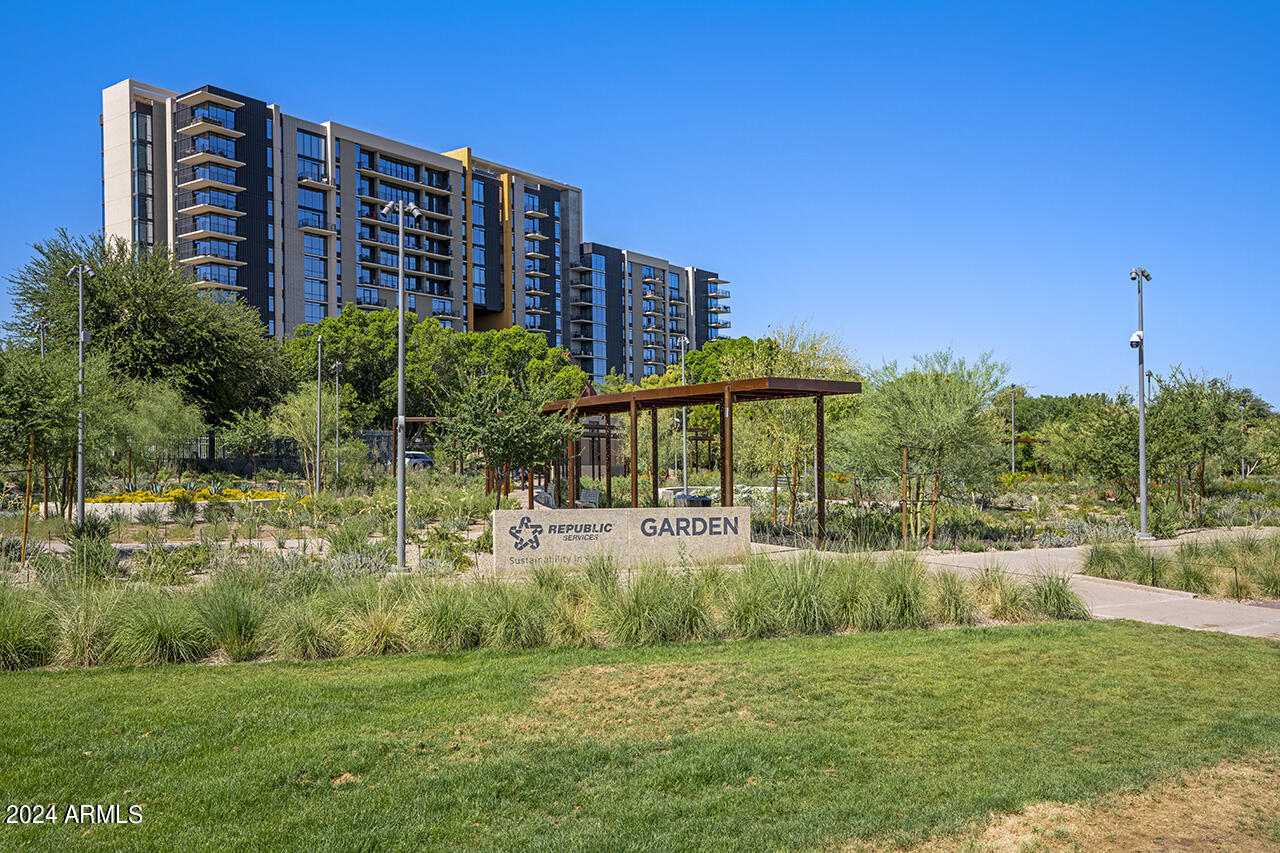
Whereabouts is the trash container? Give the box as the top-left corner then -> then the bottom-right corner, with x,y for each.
675,494 -> 712,507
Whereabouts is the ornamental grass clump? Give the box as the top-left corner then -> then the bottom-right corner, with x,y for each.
409,581 -> 484,653
975,565 -> 1032,623
876,554 -> 931,630
51,586 -> 121,668
931,569 -> 977,626
338,583 -> 409,657
725,559 -> 782,640
269,597 -> 340,660
109,591 -> 211,665
1029,573 -> 1090,621
475,581 -> 551,650
772,554 -> 837,636
605,567 -> 713,646
197,578 -> 266,662
0,583 -> 54,670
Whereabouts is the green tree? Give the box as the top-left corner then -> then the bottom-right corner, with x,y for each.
269,387 -> 337,494
1148,367 -> 1246,509
221,410 -> 274,477
1076,395 -> 1140,502
6,231 -> 289,423
837,349 -> 1007,540
438,372 -> 579,511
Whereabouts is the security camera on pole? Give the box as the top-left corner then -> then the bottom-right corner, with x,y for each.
1129,267 -> 1153,540
382,198 -> 428,573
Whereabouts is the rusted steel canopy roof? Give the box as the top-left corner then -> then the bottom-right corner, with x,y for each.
542,377 -> 862,416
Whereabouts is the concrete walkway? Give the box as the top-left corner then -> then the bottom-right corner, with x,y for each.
910,527 -> 1280,641
764,526 -> 1280,641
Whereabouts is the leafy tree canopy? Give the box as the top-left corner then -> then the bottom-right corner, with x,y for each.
5,230 -> 289,424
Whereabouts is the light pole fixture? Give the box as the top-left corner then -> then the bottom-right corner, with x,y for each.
68,264 -> 93,525
1130,266 -> 1152,539
382,198 -> 428,572
332,361 -> 342,479
1008,384 -> 1018,475
1145,369 -> 1153,401
678,335 -> 690,496
36,321 -> 48,359
315,334 -> 323,495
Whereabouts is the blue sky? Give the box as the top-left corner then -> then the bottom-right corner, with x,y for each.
1,1 -> 1276,402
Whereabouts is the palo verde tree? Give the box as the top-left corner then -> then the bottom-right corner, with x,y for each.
1147,367 -> 1248,511
6,230 -> 289,424
837,349 -> 1007,542
719,324 -> 860,523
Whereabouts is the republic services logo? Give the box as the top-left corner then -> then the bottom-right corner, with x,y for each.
508,516 -> 543,551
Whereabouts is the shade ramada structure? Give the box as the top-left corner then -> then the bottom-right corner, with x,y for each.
542,377 -> 862,549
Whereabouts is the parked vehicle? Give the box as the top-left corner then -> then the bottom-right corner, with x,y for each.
405,451 -> 434,470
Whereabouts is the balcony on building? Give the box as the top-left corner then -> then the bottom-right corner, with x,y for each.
178,226 -> 246,243
525,247 -> 549,260
709,319 -> 732,329
177,115 -> 245,139
297,164 -> 334,189
524,229 -> 548,241
176,90 -> 245,110
642,274 -> 663,285
524,205 -> 549,219
524,281 -> 550,296
298,211 -> 336,234
707,301 -> 732,314
178,174 -> 245,194
176,147 -> 244,169
642,304 -> 662,317
569,259 -> 593,272
708,285 -> 732,299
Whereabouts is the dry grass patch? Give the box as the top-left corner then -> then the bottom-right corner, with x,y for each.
510,662 -> 762,741
883,753 -> 1280,852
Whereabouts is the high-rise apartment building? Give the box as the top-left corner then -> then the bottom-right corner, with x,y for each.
101,79 -> 731,384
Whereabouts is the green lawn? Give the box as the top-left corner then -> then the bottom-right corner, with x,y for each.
2,621 -> 1278,851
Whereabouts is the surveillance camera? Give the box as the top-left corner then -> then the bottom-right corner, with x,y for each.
380,202 -> 395,217
1130,270 -> 1139,281
1129,331 -> 1143,348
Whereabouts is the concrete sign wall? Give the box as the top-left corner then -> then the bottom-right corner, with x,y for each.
492,507 -> 752,571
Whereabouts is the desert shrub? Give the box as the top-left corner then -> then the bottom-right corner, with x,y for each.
109,592 -> 211,665
135,506 -> 165,527
201,498 -> 233,525
1257,568 -> 1280,599
197,579 -> 265,661
51,587 -> 121,667
1081,543 -> 1123,579
67,516 -> 112,543
931,569 -> 977,626
877,555 -> 931,630
269,597 -> 340,660
170,493 -> 198,526
131,544 -> 211,586
0,583 -> 54,669
1029,574 -> 1090,620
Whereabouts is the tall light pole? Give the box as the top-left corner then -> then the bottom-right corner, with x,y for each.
1145,369 -> 1153,401
332,362 -> 342,479
382,198 -> 427,572
315,335 -> 323,495
677,335 -> 690,495
36,321 -> 48,359
1130,267 -> 1152,539
1008,384 -> 1018,475
68,264 -> 93,525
